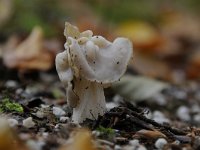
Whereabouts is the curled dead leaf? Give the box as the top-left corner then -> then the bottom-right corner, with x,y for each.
133,129 -> 166,140
2,26 -> 54,71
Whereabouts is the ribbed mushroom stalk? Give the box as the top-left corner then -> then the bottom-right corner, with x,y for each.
56,22 -> 133,123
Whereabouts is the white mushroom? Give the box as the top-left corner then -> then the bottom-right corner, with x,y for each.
56,22 -> 133,123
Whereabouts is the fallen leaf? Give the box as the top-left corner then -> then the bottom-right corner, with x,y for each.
153,37 -> 181,57
112,75 -> 169,101
160,12 -> 200,42
129,51 -> 172,81
186,49 -> 200,79
115,21 -> 163,50
0,117 -> 29,150
133,129 -> 166,140
2,26 -> 54,71
59,129 -> 97,150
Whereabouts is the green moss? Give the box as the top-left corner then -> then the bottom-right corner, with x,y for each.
96,126 -> 115,140
0,98 -> 23,113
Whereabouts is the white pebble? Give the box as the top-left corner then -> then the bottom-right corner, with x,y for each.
173,140 -> 180,145
137,145 -> 147,150
155,138 -> 167,149
26,140 -> 45,150
124,145 -> 147,150
152,111 -> 169,124
53,107 -> 66,117
23,117 -> 35,128
193,113 -> 200,124
35,111 -> 45,118
152,93 -> 167,106
106,102 -> 118,111
7,118 -> 18,127
42,132 -> 49,139
41,104 -> 50,109
60,116 -> 69,123
114,145 -> 121,150
129,139 -> 140,146
191,105 -> 200,113
92,131 -> 100,137
176,106 -> 190,121
5,80 -> 18,88
126,140 -> 147,150
54,124 -> 60,129
113,95 -> 123,103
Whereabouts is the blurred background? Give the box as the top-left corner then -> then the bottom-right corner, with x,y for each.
2,1 -> 200,149
1,0 -> 200,83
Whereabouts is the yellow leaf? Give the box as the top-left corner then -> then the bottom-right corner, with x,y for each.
60,129 -> 97,150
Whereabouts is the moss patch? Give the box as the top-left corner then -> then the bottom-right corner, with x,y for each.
96,126 -> 115,140
0,98 -> 23,113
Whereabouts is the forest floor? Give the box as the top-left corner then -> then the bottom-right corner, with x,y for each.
1,69 -> 200,150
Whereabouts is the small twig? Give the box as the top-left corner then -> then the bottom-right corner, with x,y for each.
118,107 -> 187,135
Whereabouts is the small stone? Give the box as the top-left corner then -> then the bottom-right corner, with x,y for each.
41,104 -> 50,109
60,116 -> 69,123
129,139 -> 140,146
173,140 -> 180,145
23,117 -> 35,128
151,93 -> 167,106
137,145 -> 147,150
92,131 -> 100,137
114,145 -> 121,150
5,80 -> 18,88
15,88 -> 24,95
174,90 -> 187,100
26,140 -> 45,150
106,102 -> 118,111
155,138 -> 167,149
53,106 -> 66,117
35,110 -> 45,118
176,106 -> 190,121
193,113 -> 200,124
191,105 -> 200,113
152,111 -> 169,124
113,95 -> 123,103
7,118 -> 18,127
54,124 -> 60,129
42,132 -> 48,139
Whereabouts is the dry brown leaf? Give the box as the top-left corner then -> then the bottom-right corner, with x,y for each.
133,129 -> 166,140
59,129 -> 97,150
186,49 -> 200,79
153,37 -> 182,57
3,26 -> 54,71
160,12 -> 200,42
115,21 -> 163,50
129,51 -> 172,81
0,118 -> 29,150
